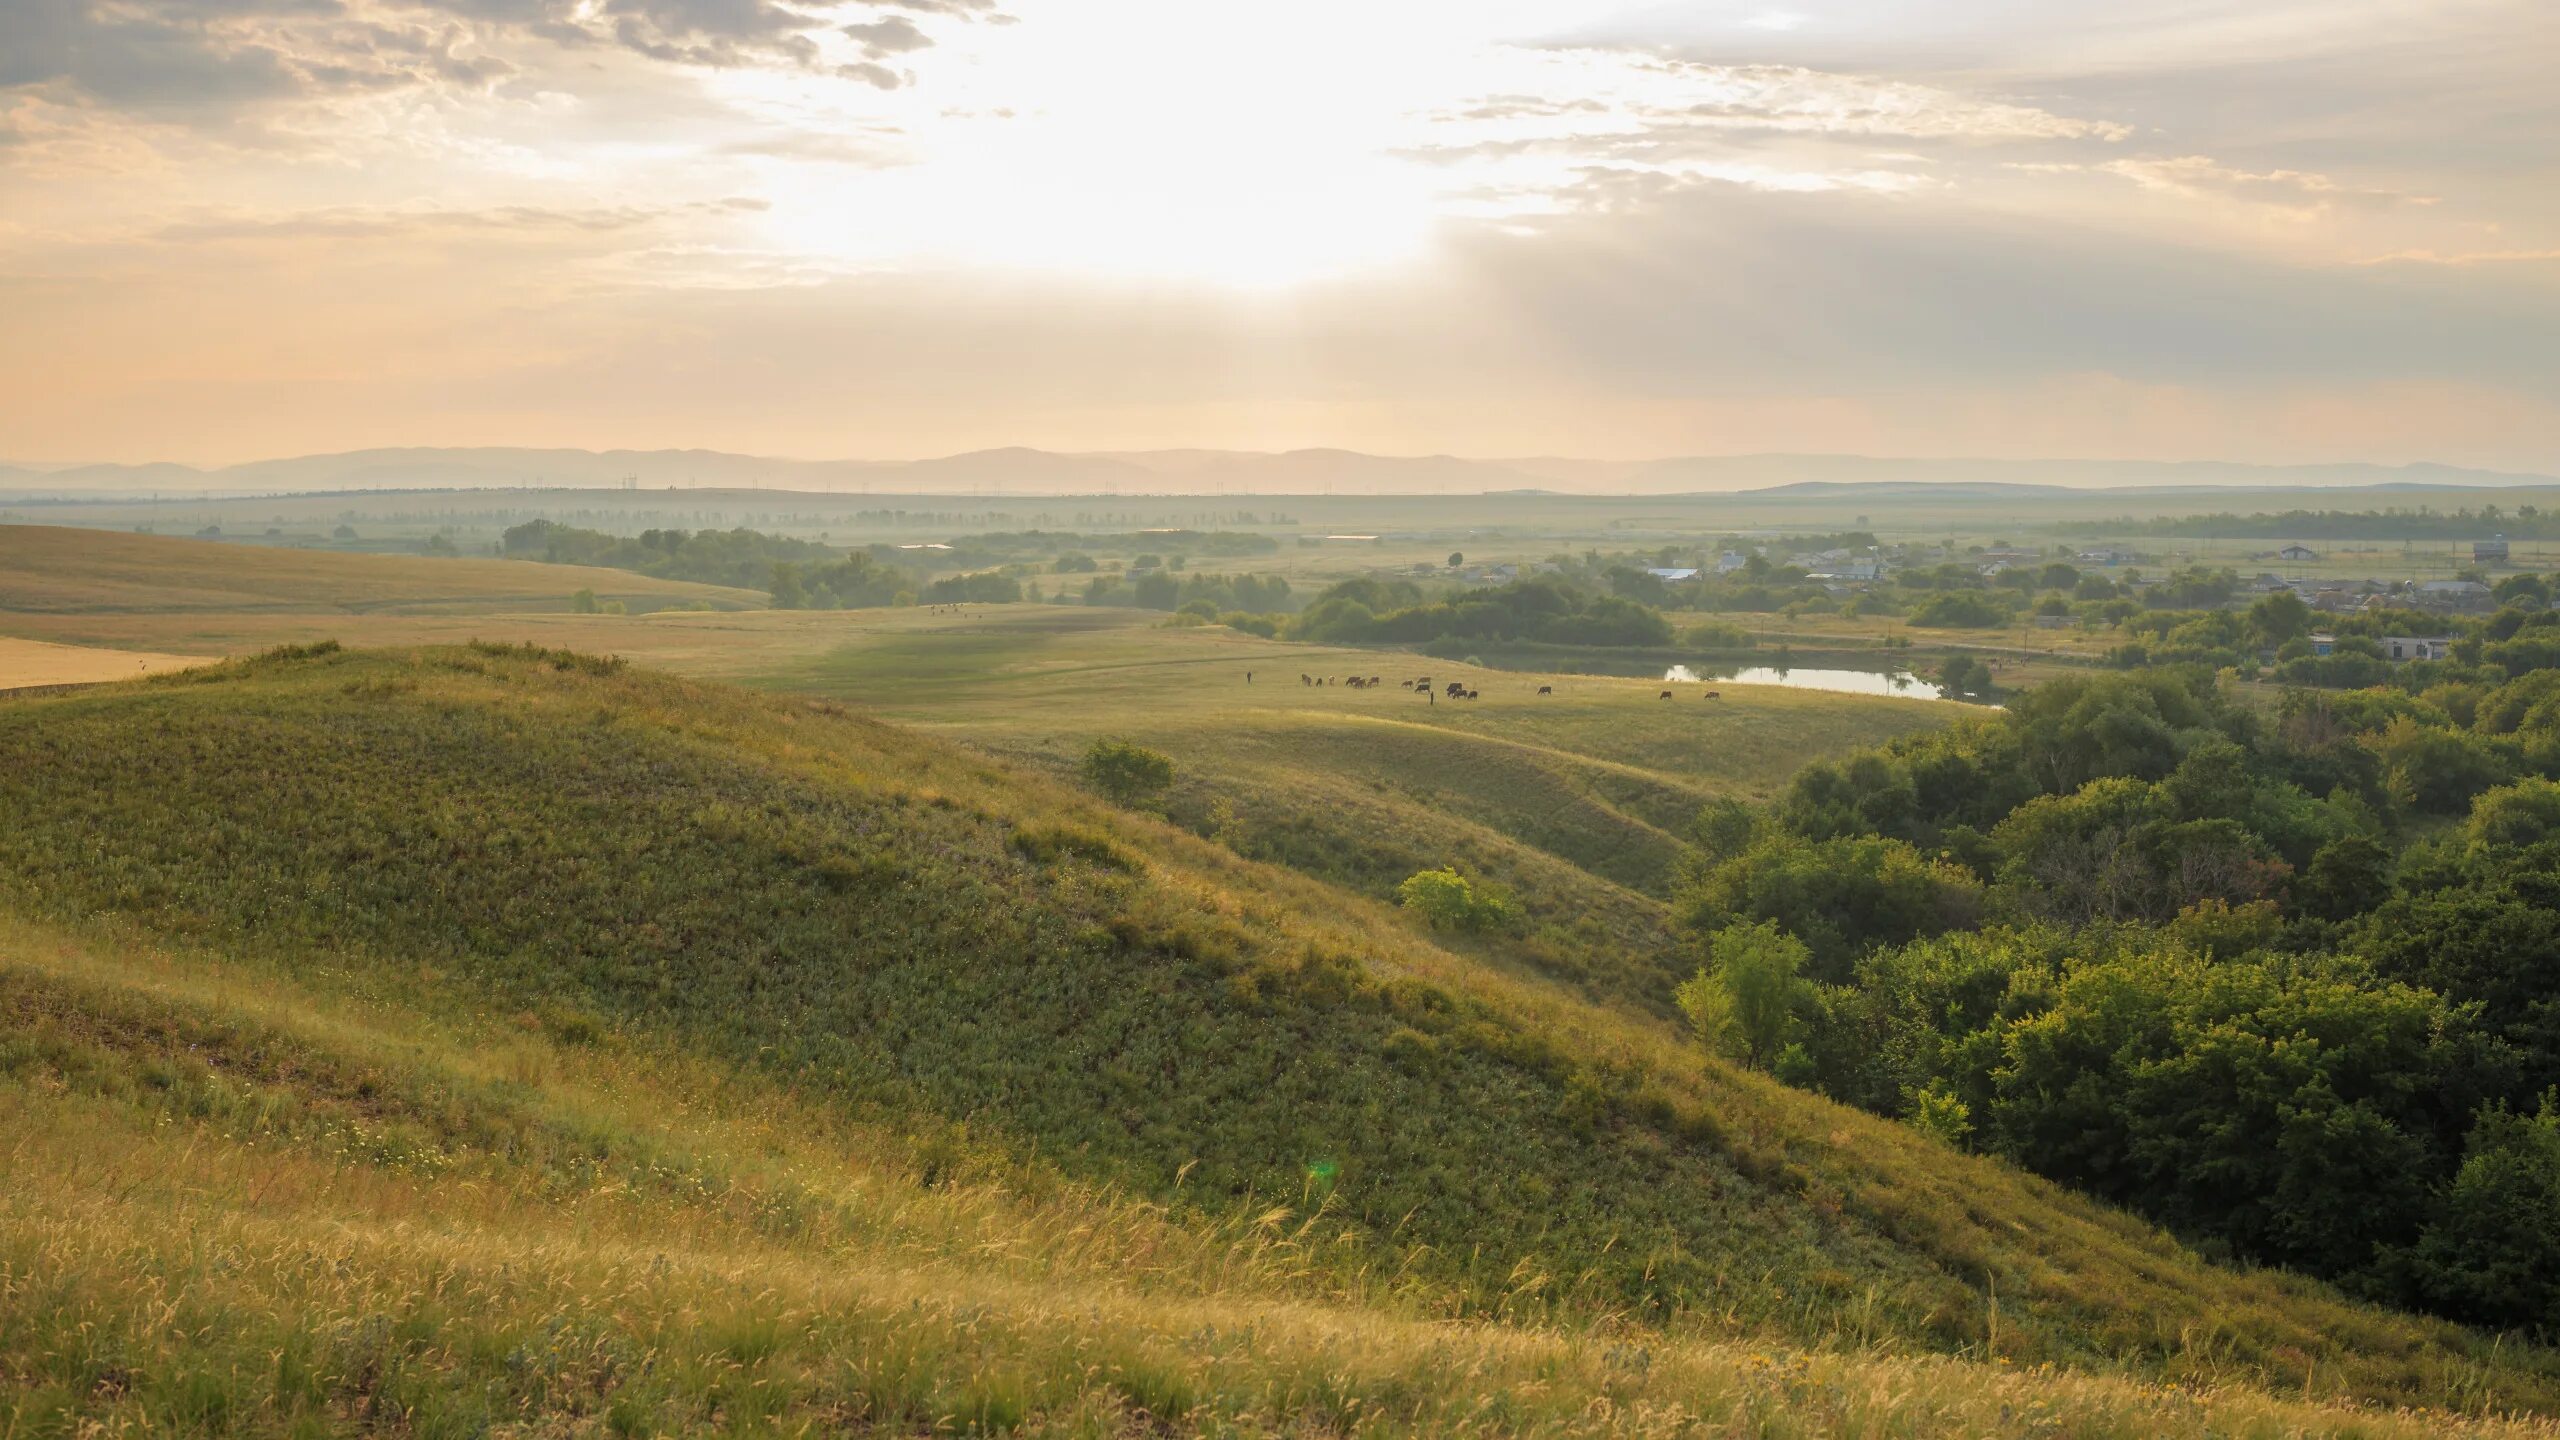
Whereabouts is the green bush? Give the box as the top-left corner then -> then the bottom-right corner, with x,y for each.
1080,739 -> 1175,807
1394,867 -> 1518,933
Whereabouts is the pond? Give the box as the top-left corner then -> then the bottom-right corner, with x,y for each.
1663,663 -> 1954,701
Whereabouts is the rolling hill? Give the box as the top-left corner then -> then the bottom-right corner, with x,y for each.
3,644 -> 2557,1436
0,524 -> 764,614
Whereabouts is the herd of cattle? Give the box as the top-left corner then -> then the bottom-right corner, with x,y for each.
1296,673 -> 1721,701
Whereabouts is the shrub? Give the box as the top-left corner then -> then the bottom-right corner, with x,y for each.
1080,739 -> 1175,807
1395,867 -> 1518,933
1675,921 -> 1812,1066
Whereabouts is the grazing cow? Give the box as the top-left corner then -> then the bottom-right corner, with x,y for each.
1537,685 -> 1553,695
1369,676 -> 1382,686
1465,689 -> 1481,700
1400,679 -> 1414,690
1704,690 -> 1722,699
1445,681 -> 1466,697
1660,690 -> 1674,699
1300,673 -> 1312,686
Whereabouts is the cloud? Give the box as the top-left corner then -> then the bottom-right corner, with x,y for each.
867,0 -> 1009,16
843,14 -> 931,56
0,0 -> 941,128
2101,154 -> 2428,214
145,195 -> 767,243
1395,49 -> 2128,219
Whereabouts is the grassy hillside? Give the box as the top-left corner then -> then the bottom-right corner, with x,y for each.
0,524 -> 763,614
753,608 -> 1947,1007
3,644 -> 2557,1436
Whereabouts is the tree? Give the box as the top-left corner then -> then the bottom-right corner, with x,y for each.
1677,921 -> 1813,1066
768,562 -> 807,610
1447,551 -> 1464,568
1396,867 -> 1518,932
2404,1096 -> 2560,1331
2248,590 -> 2314,647
1080,739 -> 1174,807
570,588 -> 600,614
1680,833 -> 1982,983
1906,1080 -> 1974,1148
1937,655 -> 1991,699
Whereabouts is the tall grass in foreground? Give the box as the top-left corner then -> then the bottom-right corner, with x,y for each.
10,1014 -> 2549,1424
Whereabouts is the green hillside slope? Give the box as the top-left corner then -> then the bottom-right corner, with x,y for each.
3,644 -> 2555,1432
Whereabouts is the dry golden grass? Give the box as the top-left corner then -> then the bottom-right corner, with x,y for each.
7,914 -> 2555,1440
0,635 -> 208,689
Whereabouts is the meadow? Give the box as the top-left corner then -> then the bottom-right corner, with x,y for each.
0,523 -> 760,615
5,643 -> 2560,1439
11,520 -> 2560,1433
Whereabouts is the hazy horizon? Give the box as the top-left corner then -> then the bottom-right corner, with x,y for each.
9,443 -> 2560,501
4,1 -> 2555,471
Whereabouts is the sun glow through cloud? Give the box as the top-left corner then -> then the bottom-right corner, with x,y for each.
1,0 -> 2554,465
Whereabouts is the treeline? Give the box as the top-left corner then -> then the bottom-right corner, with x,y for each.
1676,667 -> 2560,1333
1284,578 -> 1673,652
1562,548 -> 2177,631
2081,506 -> 2554,541
1077,571 -> 1293,615
501,520 -> 837,590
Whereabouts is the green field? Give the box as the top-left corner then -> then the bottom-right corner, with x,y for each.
3,644 -> 2558,1437
0,523 -> 762,615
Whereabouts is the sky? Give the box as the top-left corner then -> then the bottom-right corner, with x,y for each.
1,0 -> 2555,470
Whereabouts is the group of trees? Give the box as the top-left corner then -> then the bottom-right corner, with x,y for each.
2107,576 -> 2560,693
1675,668 -> 2560,1332
502,520 -> 839,590
1283,577 -> 1674,653
1079,570 -> 1294,615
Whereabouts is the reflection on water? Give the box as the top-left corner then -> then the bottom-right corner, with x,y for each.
1666,664 -> 1952,701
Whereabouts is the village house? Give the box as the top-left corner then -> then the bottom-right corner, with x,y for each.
2382,635 -> 2458,662
2278,544 -> 2320,562
2416,579 -> 2495,612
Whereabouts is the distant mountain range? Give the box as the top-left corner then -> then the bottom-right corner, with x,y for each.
3,446 -> 2554,497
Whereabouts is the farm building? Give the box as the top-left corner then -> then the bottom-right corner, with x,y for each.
2382,635 -> 2458,662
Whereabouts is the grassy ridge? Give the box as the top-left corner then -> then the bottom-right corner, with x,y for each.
3,645 -> 2557,1427
0,524 -> 763,614
751,607 -> 1943,1005
8,923 -> 2545,1439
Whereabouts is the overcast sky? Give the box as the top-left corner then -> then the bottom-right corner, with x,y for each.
2,0 -> 2554,468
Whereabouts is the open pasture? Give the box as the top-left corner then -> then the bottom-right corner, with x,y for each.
0,523 -> 762,614
0,635 -> 209,690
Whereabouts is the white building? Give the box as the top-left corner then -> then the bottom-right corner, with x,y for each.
2382,635 -> 2458,662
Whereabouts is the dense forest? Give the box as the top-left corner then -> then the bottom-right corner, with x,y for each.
1675,666 -> 2560,1333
